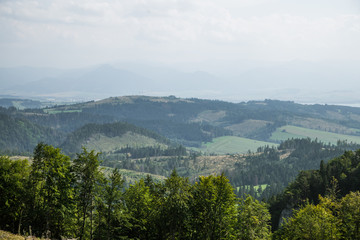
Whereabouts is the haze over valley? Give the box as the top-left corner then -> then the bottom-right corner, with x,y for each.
1,1 -> 360,239
1,0 -> 360,105
1,59 -> 360,105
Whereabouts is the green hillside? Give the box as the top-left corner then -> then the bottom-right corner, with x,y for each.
270,125 -> 360,145
83,132 -> 167,153
5,96 -> 360,156
195,136 -> 278,154
61,122 -> 170,154
0,113 -> 64,153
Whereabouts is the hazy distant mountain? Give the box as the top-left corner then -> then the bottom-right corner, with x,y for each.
0,64 -> 221,100
1,60 -> 360,104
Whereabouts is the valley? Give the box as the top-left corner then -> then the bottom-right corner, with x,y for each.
2,95 -> 360,239
2,95 -> 360,193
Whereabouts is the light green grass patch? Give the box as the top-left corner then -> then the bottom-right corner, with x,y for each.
44,109 -> 82,114
195,136 -> 278,154
102,167 -> 165,183
85,132 -> 167,153
270,125 -> 360,145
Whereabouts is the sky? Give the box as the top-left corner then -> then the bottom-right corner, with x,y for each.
1,0 -> 360,69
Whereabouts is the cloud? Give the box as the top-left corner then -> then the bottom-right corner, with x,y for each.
0,0 -> 359,67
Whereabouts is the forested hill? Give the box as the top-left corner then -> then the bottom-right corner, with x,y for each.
3,95 -> 360,157
269,148 -> 360,231
42,96 -> 360,140
6,95 -> 360,150
0,112 -> 64,154
60,122 -> 171,154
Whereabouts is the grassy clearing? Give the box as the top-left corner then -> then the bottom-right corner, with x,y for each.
270,125 -> 360,145
85,132 -> 167,153
102,167 -> 165,184
195,136 -> 278,154
290,117 -> 360,135
192,110 -> 226,124
225,119 -> 271,137
43,109 -> 82,114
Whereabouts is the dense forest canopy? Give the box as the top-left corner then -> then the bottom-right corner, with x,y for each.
2,96 -> 360,238
1,143 -> 360,239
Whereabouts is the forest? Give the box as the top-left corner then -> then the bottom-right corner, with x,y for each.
1,143 -> 360,239
2,96 -> 360,239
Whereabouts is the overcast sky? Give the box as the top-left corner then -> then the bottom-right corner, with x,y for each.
1,0 -> 360,69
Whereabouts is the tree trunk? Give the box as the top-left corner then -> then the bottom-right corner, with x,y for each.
17,208 -> 23,235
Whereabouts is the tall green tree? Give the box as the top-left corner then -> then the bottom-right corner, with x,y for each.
93,168 -> 129,240
73,148 -> 104,240
339,191 -> 360,239
124,178 -> 154,239
0,156 -> 30,234
160,169 -> 192,240
104,168 -> 127,240
278,202 -> 341,240
29,143 -> 74,239
236,195 -> 271,240
191,173 -> 237,240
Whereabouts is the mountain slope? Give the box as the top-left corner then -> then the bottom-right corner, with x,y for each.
60,122 -> 171,154
0,113 -> 64,153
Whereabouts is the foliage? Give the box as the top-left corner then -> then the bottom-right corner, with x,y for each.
0,113 -> 64,153
2,141 -> 360,239
277,203 -> 341,240
338,191 -> 360,239
269,148 -> 360,231
0,156 -> 29,234
29,143 -> 74,239
190,173 -> 237,240
72,148 -> 104,240
61,122 -> 170,154
237,195 -> 271,240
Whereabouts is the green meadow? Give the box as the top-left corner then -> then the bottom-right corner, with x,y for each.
196,136 -> 278,154
270,125 -> 360,145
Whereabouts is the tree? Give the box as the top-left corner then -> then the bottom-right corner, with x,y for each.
29,143 -> 74,239
278,202 -> 341,240
191,173 -> 237,240
94,168 -> 129,240
0,156 -> 30,234
236,195 -> 271,240
159,169 -> 192,239
339,191 -> 360,239
73,148 -> 104,240
104,168 -> 127,240
124,178 -> 153,239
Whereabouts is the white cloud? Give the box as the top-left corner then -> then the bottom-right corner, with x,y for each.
0,0 -> 359,67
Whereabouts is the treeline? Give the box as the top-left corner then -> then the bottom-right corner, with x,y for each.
60,122 -> 170,154
0,112 -> 64,153
269,147 -> 360,231
226,138 -> 360,200
2,144 -> 360,239
114,145 -> 187,158
128,119 -> 232,147
0,143 -> 271,240
1,101 -> 231,152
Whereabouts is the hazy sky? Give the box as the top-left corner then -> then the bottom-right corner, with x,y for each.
1,0 -> 360,68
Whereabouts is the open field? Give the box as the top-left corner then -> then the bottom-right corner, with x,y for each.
270,125 -> 360,145
43,109 -> 82,114
84,132 -> 167,153
102,167 -> 166,184
195,136 -> 278,154
225,119 -> 271,137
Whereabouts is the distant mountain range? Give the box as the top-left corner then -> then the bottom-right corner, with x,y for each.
1,60 -> 360,104
3,95 -> 360,155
